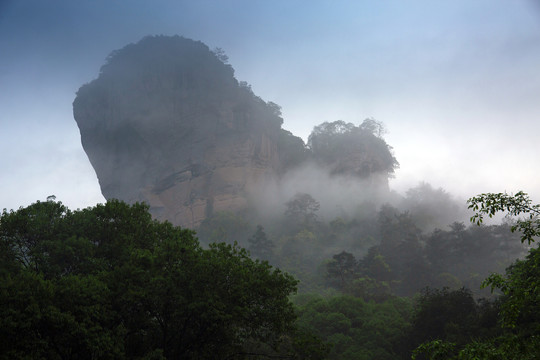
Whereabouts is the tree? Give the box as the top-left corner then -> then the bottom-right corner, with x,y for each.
212,46 -> 229,64
326,251 -> 357,290
482,247 -> 540,330
376,205 -> 428,296
296,295 -> 412,360
248,225 -> 275,260
307,120 -> 355,153
196,211 -> 250,247
0,199 -> 320,359
358,247 -> 392,282
266,101 -> 282,117
359,118 -> 386,138
413,191 -> 540,359
284,193 -> 320,230
306,120 -> 398,178
402,182 -> 464,232
468,191 -> 540,328
468,191 -> 540,244
409,287 -> 479,347
276,129 -> 308,172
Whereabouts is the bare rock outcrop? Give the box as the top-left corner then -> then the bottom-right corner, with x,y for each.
74,35 -> 397,228
74,36 -> 291,227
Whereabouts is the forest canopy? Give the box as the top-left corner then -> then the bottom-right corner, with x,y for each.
307,119 -> 398,178
0,199 -> 326,359
1,197 -> 537,359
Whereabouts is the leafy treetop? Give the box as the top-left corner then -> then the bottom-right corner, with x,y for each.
307,119 -> 398,177
468,191 -> 540,244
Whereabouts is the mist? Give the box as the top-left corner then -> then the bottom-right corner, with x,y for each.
0,0 -> 535,308
249,162 -> 386,221
2,3 -> 540,358
1,1 -> 540,212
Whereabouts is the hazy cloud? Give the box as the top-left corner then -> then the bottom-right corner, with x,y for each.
1,0 -> 539,211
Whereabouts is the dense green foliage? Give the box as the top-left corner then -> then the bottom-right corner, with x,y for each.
413,191 -> 540,359
3,190 -> 536,359
469,191 -> 539,245
307,119 -> 399,178
0,199 -> 325,359
408,288 -> 501,351
194,187 -> 534,359
295,295 -> 412,360
248,225 -> 275,261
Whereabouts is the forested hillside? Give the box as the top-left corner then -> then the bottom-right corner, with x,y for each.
198,182 -> 526,296
1,194 -> 537,359
0,199 -> 328,359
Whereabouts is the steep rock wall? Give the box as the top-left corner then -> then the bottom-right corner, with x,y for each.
74,35 -> 396,228
74,36 -> 285,227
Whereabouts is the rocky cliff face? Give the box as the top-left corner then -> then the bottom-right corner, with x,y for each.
74,36 -> 290,227
74,35 -> 396,228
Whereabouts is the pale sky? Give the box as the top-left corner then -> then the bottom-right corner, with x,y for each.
1,0 -> 539,211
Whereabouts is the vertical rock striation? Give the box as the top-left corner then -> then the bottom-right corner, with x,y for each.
74,35 -> 397,228
74,36 -> 288,227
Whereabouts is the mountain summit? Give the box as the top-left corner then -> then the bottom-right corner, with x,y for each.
74,35 -> 396,227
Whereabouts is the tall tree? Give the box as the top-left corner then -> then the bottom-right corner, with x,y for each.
284,192 -> 321,231
248,225 -> 275,260
326,251 -> 357,290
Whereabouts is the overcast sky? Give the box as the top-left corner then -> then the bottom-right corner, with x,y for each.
1,0 -> 539,212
